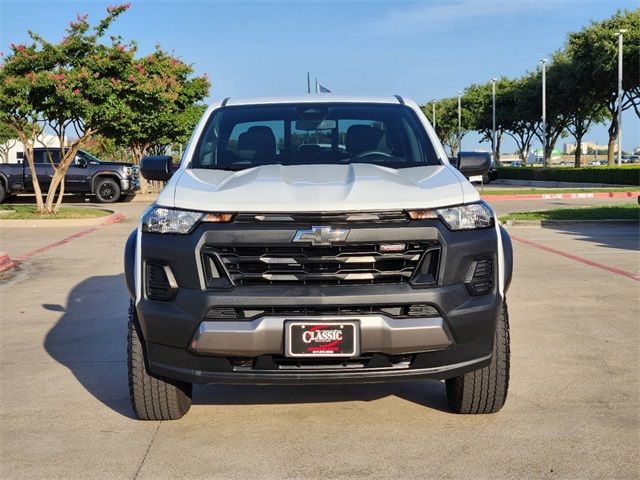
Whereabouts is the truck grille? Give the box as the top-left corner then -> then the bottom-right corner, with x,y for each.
204,242 -> 440,286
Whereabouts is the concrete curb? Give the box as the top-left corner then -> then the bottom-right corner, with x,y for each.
483,191 -> 640,202
502,219 -> 640,227
0,210 -> 124,228
0,252 -> 16,273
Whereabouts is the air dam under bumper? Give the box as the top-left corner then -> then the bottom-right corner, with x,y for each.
190,315 -> 452,356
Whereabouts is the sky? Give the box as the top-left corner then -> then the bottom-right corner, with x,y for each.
1,0 -> 638,154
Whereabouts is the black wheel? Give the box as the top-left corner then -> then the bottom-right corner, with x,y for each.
128,300 -> 192,420
482,174 -> 491,184
446,302 -> 510,414
94,178 -> 121,203
0,182 -> 6,204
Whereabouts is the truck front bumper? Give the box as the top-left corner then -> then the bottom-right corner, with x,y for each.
126,219 -> 511,385
136,281 -> 501,385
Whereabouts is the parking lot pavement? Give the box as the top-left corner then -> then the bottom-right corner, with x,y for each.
0,201 -> 639,479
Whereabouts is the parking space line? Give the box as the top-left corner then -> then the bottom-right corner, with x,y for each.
510,234 -> 640,282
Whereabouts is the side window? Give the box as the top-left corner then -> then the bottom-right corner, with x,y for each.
34,150 -> 60,164
198,116 -> 220,167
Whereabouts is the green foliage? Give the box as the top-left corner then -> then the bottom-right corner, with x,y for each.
99,48 -> 210,161
0,121 -> 17,144
497,166 -> 640,185
423,96 -> 471,156
425,9 -> 639,166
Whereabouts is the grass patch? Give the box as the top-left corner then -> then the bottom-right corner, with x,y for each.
0,205 -> 111,220
499,204 -> 640,222
480,187 -> 639,195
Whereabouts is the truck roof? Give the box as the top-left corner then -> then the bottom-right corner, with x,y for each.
215,94 -> 407,108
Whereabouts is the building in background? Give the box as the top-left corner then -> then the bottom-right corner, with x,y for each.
563,142 -> 618,155
0,133 -> 61,163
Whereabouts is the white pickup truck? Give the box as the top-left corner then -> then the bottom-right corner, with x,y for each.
125,95 -> 513,420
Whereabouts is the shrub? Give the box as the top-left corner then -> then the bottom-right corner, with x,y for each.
497,166 -> 640,185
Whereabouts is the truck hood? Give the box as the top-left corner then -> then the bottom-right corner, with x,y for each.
161,163 -> 477,212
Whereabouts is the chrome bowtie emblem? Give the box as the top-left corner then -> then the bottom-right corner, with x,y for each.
292,226 -> 350,246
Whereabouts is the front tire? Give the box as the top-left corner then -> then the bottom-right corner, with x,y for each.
94,178 -> 121,203
445,302 -> 510,414
128,300 -> 192,420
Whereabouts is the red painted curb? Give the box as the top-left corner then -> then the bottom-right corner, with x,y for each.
2,211 -> 126,271
103,212 -> 126,225
482,191 -> 640,201
0,252 -> 16,273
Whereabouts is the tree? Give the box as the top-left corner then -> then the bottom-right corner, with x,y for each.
533,57 -> 572,168
424,96 -> 471,157
0,121 -> 18,163
100,49 -> 210,163
0,4 -> 135,212
567,10 -> 640,165
554,50 -> 609,167
502,73 -> 541,162
0,52 -> 48,211
464,77 -> 513,165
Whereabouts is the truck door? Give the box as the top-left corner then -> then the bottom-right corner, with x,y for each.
25,149 -> 57,191
65,152 -> 92,192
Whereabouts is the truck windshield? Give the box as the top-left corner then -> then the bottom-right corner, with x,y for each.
191,103 -> 440,170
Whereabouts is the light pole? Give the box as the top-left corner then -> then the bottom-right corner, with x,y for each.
491,78 -> 497,161
540,59 -> 547,167
616,29 -> 627,166
457,91 -> 462,153
432,100 -> 436,131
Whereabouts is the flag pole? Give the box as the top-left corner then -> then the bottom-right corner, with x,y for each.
307,72 -> 310,94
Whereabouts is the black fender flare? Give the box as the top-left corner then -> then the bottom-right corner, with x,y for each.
124,229 -> 137,298
500,225 -> 513,293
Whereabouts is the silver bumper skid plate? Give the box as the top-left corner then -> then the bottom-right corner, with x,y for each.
190,315 -> 452,356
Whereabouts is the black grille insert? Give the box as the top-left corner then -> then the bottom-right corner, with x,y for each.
205,242 -> 440,286
205,304 -> 441,320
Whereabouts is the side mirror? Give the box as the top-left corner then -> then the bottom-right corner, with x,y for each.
456,152 -> 491,177
77,157 -> 88,168
140,155 -> 174,182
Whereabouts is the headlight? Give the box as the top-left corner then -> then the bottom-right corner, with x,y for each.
124,166 -> 133,176
408,202 -> 494,230
141,206 -> 233,234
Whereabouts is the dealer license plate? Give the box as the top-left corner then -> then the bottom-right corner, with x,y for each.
285,321 -> 359,357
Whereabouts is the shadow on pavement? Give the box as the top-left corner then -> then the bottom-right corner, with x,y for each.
540,223 -> 640,252
44,274 -> 450,419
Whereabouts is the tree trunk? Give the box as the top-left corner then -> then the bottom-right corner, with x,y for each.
17,130 -> 45,212
44,171 -> 64,213
574,137 -> 582,168
607,136 -> 616,166
55,178 -> 65,212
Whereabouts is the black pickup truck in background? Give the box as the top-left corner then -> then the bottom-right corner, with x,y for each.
0,148 -> 140,204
